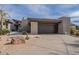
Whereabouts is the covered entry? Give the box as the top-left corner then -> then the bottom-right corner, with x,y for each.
38,21 -> 58,34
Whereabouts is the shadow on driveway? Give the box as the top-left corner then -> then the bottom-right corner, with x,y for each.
67,43 -> 79,47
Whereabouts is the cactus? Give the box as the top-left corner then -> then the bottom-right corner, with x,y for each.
25,32 -> 29,40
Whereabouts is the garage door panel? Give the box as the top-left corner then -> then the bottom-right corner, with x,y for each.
38,23 -> 55,34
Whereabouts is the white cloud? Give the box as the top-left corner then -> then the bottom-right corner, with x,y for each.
59,4 -> 78,9
57,5 -> 78,17
0,5 -> 23,20
25,4 -> 53,18
0,4 -> 54,19
69,11 -> 79,17
70,17 -> 79,25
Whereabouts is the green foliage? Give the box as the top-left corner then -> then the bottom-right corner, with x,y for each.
22,31 -> 29,40
22,31 -> 27,35
25,32 -> 29,40
76,30 -> 79,36
70,28 -> 76,35
70,28 -> 79,36
0,29 -> 10,35
25,36 -> 29,40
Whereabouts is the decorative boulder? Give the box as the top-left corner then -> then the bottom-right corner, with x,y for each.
10,38 -> 25,44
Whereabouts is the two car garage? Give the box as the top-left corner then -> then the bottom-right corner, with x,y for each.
30,20 -> 60,34
38,22 -> 58,34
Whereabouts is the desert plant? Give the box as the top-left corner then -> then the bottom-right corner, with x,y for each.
70,27 -> 79,36
76,30 -> 79,36
22,31 -> 27,35
0,29 -> 10,35
22,31 -> 29,40
25,32 -> 29,40
70,28 -> 77,35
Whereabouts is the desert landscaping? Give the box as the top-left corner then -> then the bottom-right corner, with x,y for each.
0,5 -> 79,55
0,34 -> 79,55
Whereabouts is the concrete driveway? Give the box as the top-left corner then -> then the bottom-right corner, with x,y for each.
0,34 -> 79,55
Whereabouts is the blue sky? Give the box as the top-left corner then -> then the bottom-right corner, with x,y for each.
0,4 -> 79,25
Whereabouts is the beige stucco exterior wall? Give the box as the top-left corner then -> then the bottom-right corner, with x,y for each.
2,25 -> 6,29
20,19 -> 28,31
31,22 -> 38,34
58,23 -> 63,34
58,17 -> 70,34
8,23 -> 11,31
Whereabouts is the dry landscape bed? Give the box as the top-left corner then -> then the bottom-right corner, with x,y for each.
0,34 -> 79,55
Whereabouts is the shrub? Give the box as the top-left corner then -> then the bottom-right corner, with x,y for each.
22,31 -> 27,35
70,28 -> 77,35
76,30 -> 79,36
70,28 -> 79,36
22,31 -> 29,40
0,29 -> 10,35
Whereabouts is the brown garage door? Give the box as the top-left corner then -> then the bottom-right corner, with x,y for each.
38,23 -> 55,34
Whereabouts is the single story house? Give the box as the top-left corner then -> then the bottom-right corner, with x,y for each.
7,19 -> 21,31
20,16 -> 71,34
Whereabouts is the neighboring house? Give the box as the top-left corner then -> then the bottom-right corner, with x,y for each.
20,18 -> 29,32
71,24 -> 79,29
71,24 -> 77,29
76,25 -> 79,29
20,16 -> 70,34
9,19 -> 21,31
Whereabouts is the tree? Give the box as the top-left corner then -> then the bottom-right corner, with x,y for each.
0,10 -> 8,29
0,9 -> 11,30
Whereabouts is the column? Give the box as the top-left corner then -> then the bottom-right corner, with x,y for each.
31,22 -> 38,34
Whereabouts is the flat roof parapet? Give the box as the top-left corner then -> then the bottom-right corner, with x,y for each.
27,17 -> 61,23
